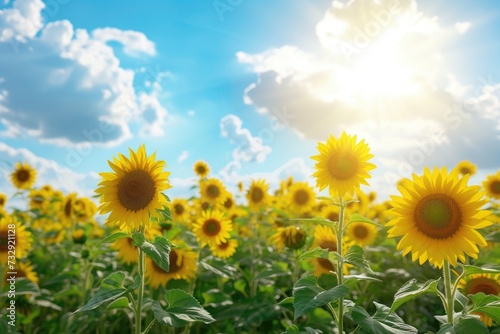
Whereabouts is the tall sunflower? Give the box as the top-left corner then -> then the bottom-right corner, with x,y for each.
345,221 -> 378,247
7,261 -> 39,284
146,246 -> 198,288
387,167 -> 492,268
10,162 -> 37,190
95,145 -> 171,232
287,182 -> 316,215
193,160 -> 210,178
199,178 -> 228,207
246,179 -> 270,210
59,193 -> 77,227
455,160 -> 477,177
311,132 -> 375,197
192,209 -> 232,246
0,216 -> 33,264
458,273 -> 500,327
482,170 -> 500,200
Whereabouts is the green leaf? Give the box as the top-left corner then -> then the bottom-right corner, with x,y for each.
200,261 -> 231,278
316,196 -> 334,202
346,213 -> 380,226
459,264 -> 500,277
283,325 -> 299,334
279,297 -> 294,305
157,205 -> 173,222
106,296 -> 130,310
344,275 -> 381,288
289,216 -> 337,228
351,302 -> 418,334
132,233 -> 172,272
96,231 -> 129,245
299,247 -> 341,264
73,272 -> 139,313
390,278 -> 440,313
293,275 -> 349,320
344,245 -> 374,274
436,317 -> 489,334
151,289 -> 215,327
469,293 -> 500,323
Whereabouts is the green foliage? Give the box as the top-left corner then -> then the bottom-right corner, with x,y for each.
132,233 -> 172,272
351,302 -> 418,333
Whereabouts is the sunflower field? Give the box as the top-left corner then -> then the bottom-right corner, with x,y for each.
1,133 -> 500,334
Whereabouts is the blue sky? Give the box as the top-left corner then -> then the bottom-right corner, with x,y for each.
1,0 -> 500,203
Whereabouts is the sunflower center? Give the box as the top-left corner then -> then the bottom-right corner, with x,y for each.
294,189 -> 310,206
117,169 -> 156,212
0,231 -> 10,252
0,197 -> 4,206
459,167 -> 471,175
328,152 -> 358,180
218,241 -> 230,250
64,199 -> 73,217
467,277 -> 500,295
16,169 -> 30,182
223,197 -> 233,209
196,165 -> 207,175
174,204 -> 184,215
206,184 -> 220,198
353,224 -> 368,239
203,218 -> 221,236
327,212 -> 339,222
489,181 -> 500,195
251,188 -> 264,203
414,194 -> 462,239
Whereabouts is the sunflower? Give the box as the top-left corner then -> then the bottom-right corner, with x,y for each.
237,181 -> 244,192
10,162 -> 37,190
311,132 -> 375,197
0,193 -> 7,208
458,273 -> 500,327
0,215 -> 33,264
169,198 -> 189,223
210,238 -> 238,259
455,160 -> 477,176
72,229 -> 86,244
221,193 -> 236,212
59,193 -> 77,226
12,261 -> 39,284
74,197 -> 98,223
96,144 -> 171,232
345,191 -> 370,215
482,170 -> 500,200
320,205 -> 340,223
146,246 -> 198,288
246,179 -> 270,210
199,178 -> 228,207
29,188 -> 50,212
193,209 -> 232,246
310,225 -> 349,276
387,167 -> 492,268
193,160 -> 210,178
345,221 -> 378,247
269,226 -> 307,251
287,182 -> 316,215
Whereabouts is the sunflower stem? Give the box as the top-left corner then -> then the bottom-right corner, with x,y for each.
135,224 -> 146,334
443,260 -> 455,325
335,197 -> 346,334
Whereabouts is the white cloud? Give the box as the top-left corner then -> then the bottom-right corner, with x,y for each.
455,21 -> 471,34
0,0 -> 166,147
238,0 -> 500,175
92,27 -> 156,56
177,150 -> 189,164
220,114 -> 272,164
